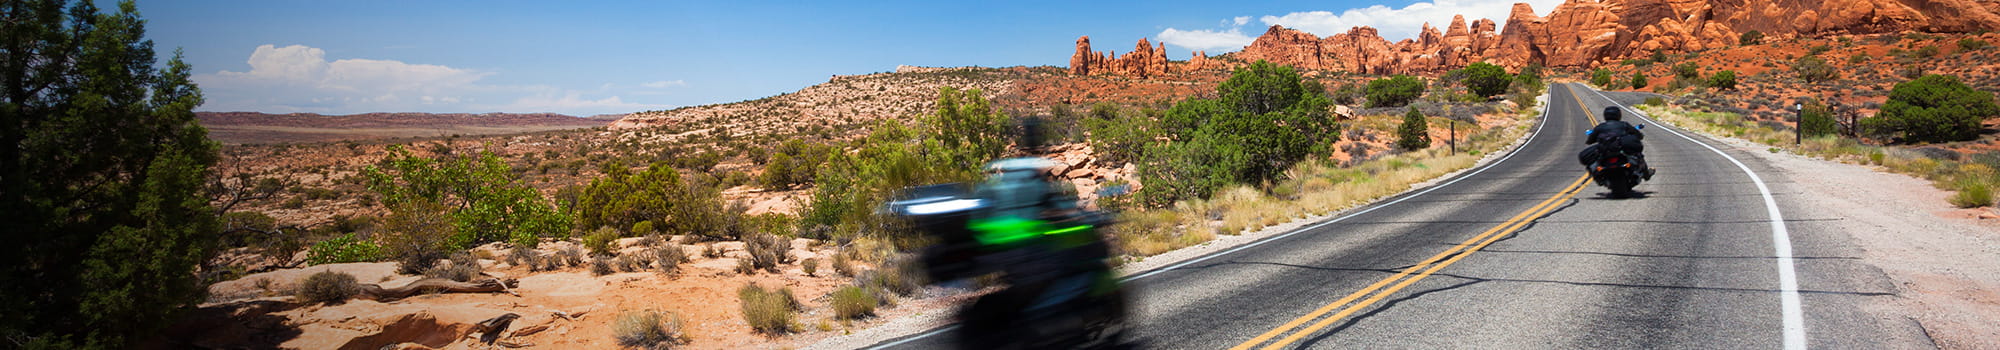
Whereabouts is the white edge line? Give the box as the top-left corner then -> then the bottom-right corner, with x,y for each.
1580,84 -> 1807,350
867,91 -> 1560,350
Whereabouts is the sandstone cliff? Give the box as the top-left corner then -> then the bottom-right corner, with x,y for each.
1070,36 -> 1223,77
1097,0 -> 2000,75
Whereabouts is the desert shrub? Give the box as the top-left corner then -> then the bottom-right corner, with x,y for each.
280,197 -> 306,209
296,271 -> 360,305
1331,83 -> 1365,105
1707,70 -> 1738,90
831,253 -> 855,277
1916,45 -> 1940,58
801,258 -> 819,276
1396,107 -> 1432,151
423,253 -> 482,282
631,221 -> 655,236
1740,30 -> 1764,45
1630,72 -> 1649,89
1365,74 -> 1426,107
758,139 -> 837,189
803,88 -> 1007,239
306,233 -> 385,265
1462,62 -> 1512,98
571,161 -> 739,241
1672,62 -> 1701,79
1849,53 -> 1871,64
613,310 -> 687,349
701,244 -> 723,259
558,245 -> 585,267
1791,56 -> 1839,83
1140,61 -> 1339,206
1861,74 -> 2000,143
734,258 -> 758,275
831,286 -> 877,320
365,145 -> 571,249
1808,44 -> 1832,55
1644,97 -> 1667,106
1799,100 -> 1840,138
379,201 -> 457,274
738,285 -> 799,334
1082,104 -> 1156,165
1959,38 -> 1991,51
1590,68 -> 1615,88
508,244 -> 545,270
591,255 -> 615,276
743,232 -> 792,273
864,257 -> 925,297
1950,180 -> 1993,208
583,226 -> 621,256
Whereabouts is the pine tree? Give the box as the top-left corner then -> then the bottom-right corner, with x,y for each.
2,1 -> 221,348
1397,107 -> 1433,151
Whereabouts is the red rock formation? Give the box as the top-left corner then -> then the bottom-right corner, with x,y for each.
1219,0 -> 2000,73
1068,37 -> 1201,78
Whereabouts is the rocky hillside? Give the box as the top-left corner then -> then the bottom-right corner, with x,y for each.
1140,0 -> 2000,75
199,112 -> 609,144
608,66 -> 1033,137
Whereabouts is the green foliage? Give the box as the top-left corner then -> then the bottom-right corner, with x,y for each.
1330,83 -> 1365,105
831,286 -> 878,320
1396,107 -> 1433,151
364,146 -> 571,249
378,201 -> 457,274
306,233 -> 385,265
631,220 -> 655,235
1808,44 -> 1832,55
1672,62 -> 1701,79
1590,68 -> 1615,88
1462,62 -> 1512,98
1799,100 -> 1840,138
295,271 -> 360,305
1862,75 -> 2000,143
1707,70 -> 1739,90
1365,75 -> 1427,107
583,226 -> 621,256
1139,61 -> 1340,206
1791,56 -> 1840,83
1644,97 -> 1668,106
1950,180 -> 1994,208
1082,104 -> 1156,165
738,284 -> 799,334
1630,72 -> 1649,89
1740,30 -> 1764,45
805,88 -> 1008,239
758,139 -> 836,189
1959,38 -> 1991,51
572,162 -> 736,241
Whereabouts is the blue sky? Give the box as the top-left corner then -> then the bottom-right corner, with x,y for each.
139,0 -> 1559,116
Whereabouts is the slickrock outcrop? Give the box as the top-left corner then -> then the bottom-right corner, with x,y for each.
1205,0 -> 2000,73
1069,36 -> 1222,77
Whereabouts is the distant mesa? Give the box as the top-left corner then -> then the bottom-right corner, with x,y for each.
1075,0 -> 2000,76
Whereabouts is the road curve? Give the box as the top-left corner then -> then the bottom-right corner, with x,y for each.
871,83 -> 1924,349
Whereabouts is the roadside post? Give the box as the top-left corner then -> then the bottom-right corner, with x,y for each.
1794,103 -> 1803,145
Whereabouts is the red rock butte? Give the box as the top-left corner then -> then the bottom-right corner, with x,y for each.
1069,36 -> 1222,78
1076,0 -> 2000,76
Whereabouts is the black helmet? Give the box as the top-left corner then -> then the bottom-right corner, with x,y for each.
1602,106 -> 1622,121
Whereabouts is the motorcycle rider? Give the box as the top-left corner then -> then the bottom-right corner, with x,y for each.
1586,106 -> 1654,180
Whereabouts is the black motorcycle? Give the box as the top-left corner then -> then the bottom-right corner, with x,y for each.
890,184 -> 1129,349
1580,124 -> 1648,197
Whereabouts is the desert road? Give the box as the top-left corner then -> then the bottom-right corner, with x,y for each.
869,83 -> 1923,349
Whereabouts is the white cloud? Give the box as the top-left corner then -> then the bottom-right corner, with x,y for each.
194,44 -> 668,116
1233,16 -> 1252,26
1158,27 -> 1258,52
1259,0 -> 1563,40
640,80 -> 688,88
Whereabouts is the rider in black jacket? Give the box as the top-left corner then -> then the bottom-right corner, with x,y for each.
1587,106 -> 1653,180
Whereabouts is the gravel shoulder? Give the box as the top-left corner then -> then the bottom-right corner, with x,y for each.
1691,127 -> 2000,349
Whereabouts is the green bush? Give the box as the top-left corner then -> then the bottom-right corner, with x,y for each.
1707,70 -> 1738,90
743,232 -> 792,273
1799,100 -> 1840,138
1808,44 -> 1832,55
583,226 -> 621,256
1861,74 -> 2000,143
831,286 -> 877,320
296,271 -> 360,305
613,310 -> 687,348
1139,61 -> 1340,206
1791,56 -> 1840,83
1644,97 -> 1667,106
1331,83 -> 1365,105
1082,104 -> 1156,165
1630,72 -> 1649,89
1950,180 -> 1993,208
758,139 -> 836,189
631,221 -> 655,236
1590,68 -> 1615,88
738,284 -> 799,334
1740,30 -> 1764,45
803,88 -> 1007,239
306,233 -> 385,265
1365,74 -> 1427,107
1672,62 -> 1700,79
423,253 -> 482,282
572,162 -> 738,241
365,146 -> 571,249
1462,62 -> 1512,98
1396,107 -> 1433,151
1959,38 -> 1991,51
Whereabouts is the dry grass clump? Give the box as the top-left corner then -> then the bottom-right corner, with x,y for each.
743,232 -> 792,273
591,255 -> 615,276
654,244 -> 687,276
557,245 -> 585,267
737,284 -> 799,334
423,252 -> 481,282
295,270 -> 359,305
830,285 -> 877,320
583,226 -> 620,256
613,309 -> 688,349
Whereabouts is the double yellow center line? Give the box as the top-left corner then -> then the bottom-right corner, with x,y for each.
1229,85 -> 1600,349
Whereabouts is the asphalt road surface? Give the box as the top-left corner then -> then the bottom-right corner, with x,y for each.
871,83 -> 1922,349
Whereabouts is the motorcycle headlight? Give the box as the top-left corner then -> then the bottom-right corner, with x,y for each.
903,198 -> 984,215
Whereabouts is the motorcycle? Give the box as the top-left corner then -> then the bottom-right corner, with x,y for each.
890,183 -> 1129,349
1582,124 -> 1647,197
